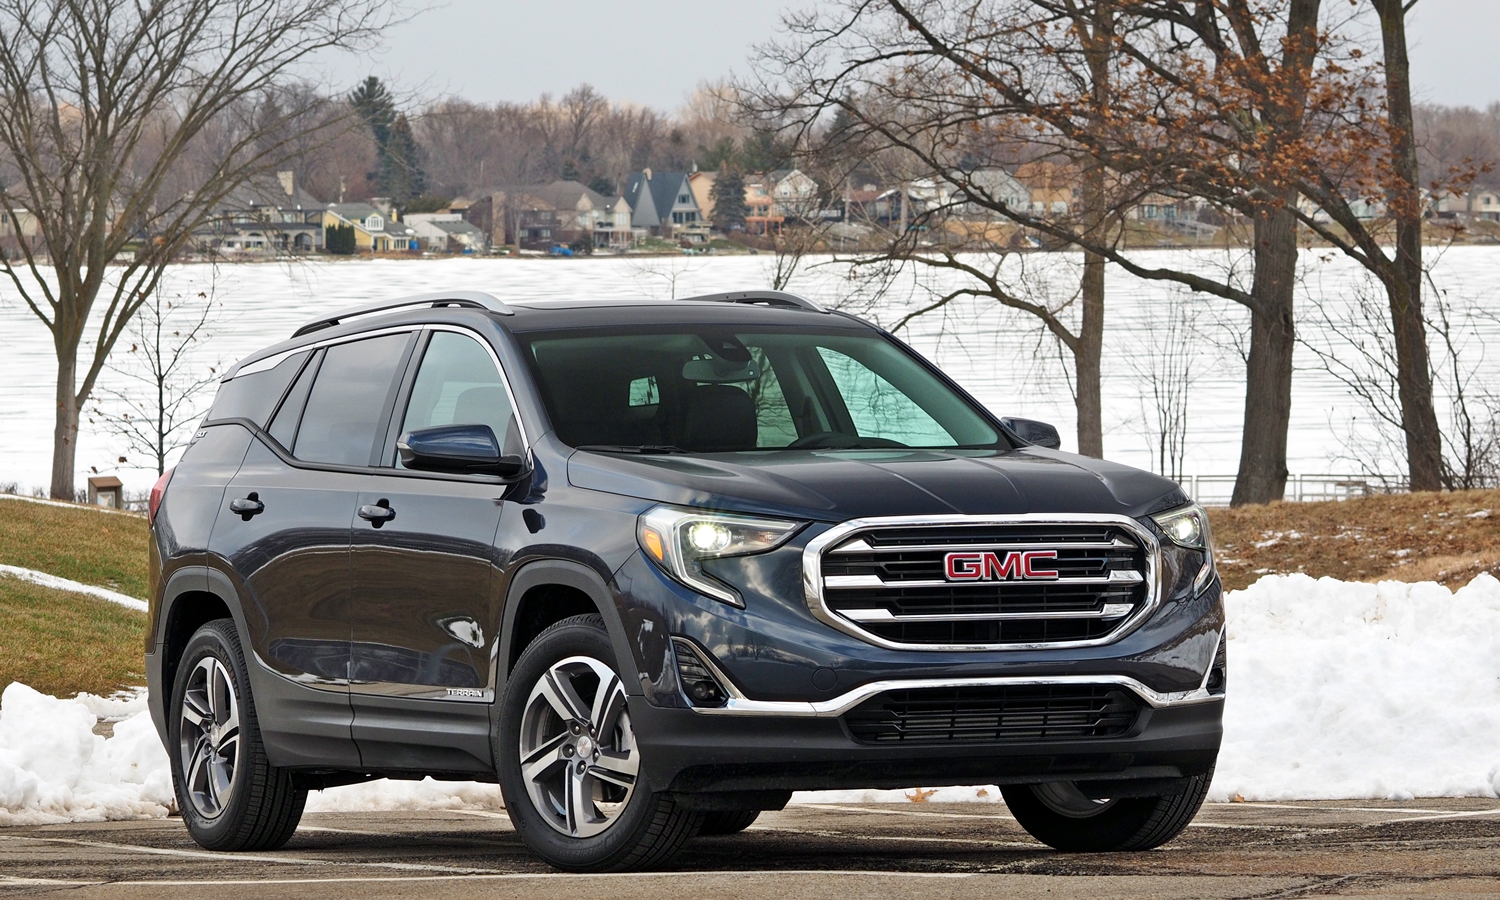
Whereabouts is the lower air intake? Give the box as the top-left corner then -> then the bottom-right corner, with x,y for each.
843,684 -> 1142,745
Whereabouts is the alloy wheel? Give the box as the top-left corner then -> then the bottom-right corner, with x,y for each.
1032,781 -> 1117,819
517,655 -> 639,838
178,657 -> 241,819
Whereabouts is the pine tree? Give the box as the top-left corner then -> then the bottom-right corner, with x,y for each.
709,167 -> 748,232
384,113 -> 427,205
587,174 -> 615,196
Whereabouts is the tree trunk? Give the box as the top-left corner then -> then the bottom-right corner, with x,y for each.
1374,0 -> 1443,491
1231,199 -> 1298,506
1072,0 -> 1112,459
50,344 -> 80,501
1075,249 -> 1105,457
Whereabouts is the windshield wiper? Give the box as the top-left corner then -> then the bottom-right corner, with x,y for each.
575,444 -> 689,455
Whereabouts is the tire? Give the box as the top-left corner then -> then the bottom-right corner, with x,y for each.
496,614 -> 702,872
699,808 -> 761,836
169,619 -> 307,851
1001,768 -> 1214,852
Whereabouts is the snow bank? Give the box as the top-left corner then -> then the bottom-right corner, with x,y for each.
0,683 -> 172,824
2,573 -> 1498,822
1210,572 -> 1500,802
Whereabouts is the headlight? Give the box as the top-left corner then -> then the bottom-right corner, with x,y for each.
1150,503 -> 1215,594
637,507 -> 801,606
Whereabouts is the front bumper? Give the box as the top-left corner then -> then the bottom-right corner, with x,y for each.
631,696 -> 1222,793
610,537 -> 1226,794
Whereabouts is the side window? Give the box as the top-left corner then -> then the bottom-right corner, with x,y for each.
397,331 -> 522,462
816,347 -> 956,446
293,334 -> 411,466
267,350 -> 319,450
206,350 -> 310,427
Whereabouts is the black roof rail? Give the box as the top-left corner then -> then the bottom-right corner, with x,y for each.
293,290 -> 515,338
676,290 -> 828,313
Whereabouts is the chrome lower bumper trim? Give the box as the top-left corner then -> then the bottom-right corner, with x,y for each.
684,629 -> 1227,718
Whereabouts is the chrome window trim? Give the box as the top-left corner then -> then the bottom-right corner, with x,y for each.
231,323 -> 533,467
801,513 -> 1161,653
227,324 -> 422,379
681,627 -> 1226,718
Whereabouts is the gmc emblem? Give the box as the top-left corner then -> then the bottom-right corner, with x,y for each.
944,550 -> 1059,582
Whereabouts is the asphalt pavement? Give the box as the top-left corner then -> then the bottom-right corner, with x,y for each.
3,798 -> 1499,898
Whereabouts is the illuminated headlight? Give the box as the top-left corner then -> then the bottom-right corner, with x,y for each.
1150,503 -> 1215,595
637,507 -> 801,607
1152,503 -> 1211,551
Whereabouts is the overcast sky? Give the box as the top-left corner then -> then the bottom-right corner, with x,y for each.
364,1 -> 1500,112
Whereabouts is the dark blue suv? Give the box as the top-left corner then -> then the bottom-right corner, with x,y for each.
145,289 -> 1224,871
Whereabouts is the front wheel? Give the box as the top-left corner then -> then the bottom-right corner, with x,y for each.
496,614 -> 702,871
169,619 -> 306,851
1001,769 -> 1213,852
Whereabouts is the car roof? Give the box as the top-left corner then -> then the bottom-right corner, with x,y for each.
224,291 -> 878,378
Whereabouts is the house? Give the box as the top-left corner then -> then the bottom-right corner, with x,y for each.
0,197 -> 40,255
193,171 -> 326,254
768,169 -> 820,220
955,168 -> 1031,214
594,195 -> 634,249
743,173 -> 781,234
1433,189 -> 1500,221
687,170 -> 716,226
1014,161 -> 1078,214
1297,193 -> 1386,224
463,181 -> 627,250
624,169 -> 708,241
323,202 -> 418,253
403,212 -> 487,252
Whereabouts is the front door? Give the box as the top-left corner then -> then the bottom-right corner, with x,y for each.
348,329 -> 523,770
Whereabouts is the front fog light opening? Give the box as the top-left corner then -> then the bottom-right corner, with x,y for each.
671,638 -> 731,708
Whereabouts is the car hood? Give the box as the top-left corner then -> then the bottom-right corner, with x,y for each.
566,446 -> 1187,522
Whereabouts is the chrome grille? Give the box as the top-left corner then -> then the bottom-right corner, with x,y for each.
804,515 -> 1158,651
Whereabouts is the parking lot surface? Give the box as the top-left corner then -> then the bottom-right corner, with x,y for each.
2,798 -> 1499,898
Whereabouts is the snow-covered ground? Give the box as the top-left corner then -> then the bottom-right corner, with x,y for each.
4,248 -> 1500,497
3,573 -> 1497,823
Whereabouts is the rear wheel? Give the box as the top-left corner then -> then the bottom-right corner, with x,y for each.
497,614 -> 702,871
169,619 -> 306,851
699,809 -> 761,836
1001,769 -> 1213,852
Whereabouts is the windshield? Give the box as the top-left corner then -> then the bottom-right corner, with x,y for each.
520,327 -> 1002,452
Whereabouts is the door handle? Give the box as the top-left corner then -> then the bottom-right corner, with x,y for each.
229,493 -> 264,520
358,501 -> 395,527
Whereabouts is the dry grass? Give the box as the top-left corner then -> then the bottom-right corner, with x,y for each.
0,576 -> 147,697
0,496 -> 149,598
0,496 -> 149,697
1209,488 -> 1500,591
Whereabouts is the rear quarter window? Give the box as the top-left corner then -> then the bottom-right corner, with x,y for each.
206,351 -> 311,427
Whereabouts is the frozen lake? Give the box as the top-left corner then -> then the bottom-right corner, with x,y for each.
2,246 -> 1498,497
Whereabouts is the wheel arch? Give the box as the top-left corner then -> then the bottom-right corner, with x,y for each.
151,565 -> 253,746
496,560 -> 640,700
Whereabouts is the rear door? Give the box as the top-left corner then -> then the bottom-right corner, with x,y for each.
212,331 -> 415,765
348,328 -> 524,771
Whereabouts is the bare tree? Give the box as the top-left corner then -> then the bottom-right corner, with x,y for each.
1127,293 -> 1202,481
747,0 -> 1368,504
1288,0 -> 1454,492
0,0 -> 390,498
92,282 -> 221,477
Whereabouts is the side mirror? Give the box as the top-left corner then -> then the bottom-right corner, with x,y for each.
397,424 -> 527,478
1000,417 -> 1062,450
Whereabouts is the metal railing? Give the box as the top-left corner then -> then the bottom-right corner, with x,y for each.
1180,474 -> 1406,507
